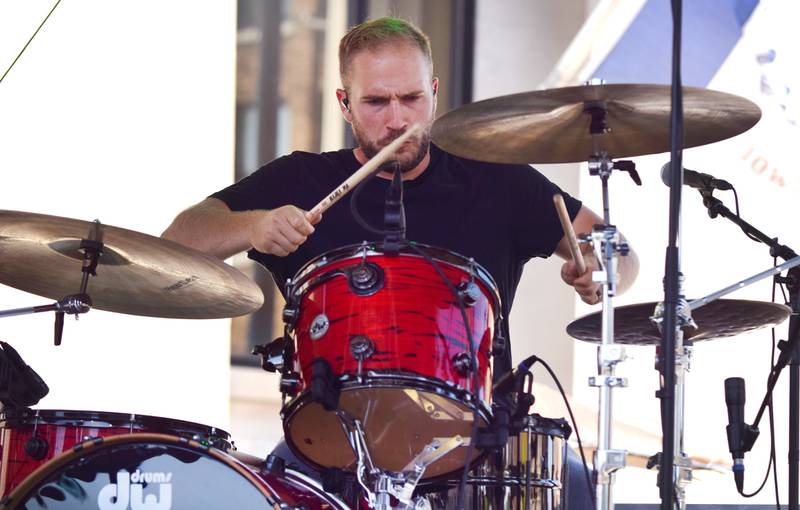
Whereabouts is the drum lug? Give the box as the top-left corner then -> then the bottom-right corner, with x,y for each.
457,281 -> 480,306
347,262 -> 384,296
451,352 -> 474,376
349,335 -> 375,360
24,436 -> 49,460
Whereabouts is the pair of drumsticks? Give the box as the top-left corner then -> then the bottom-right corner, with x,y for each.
306,122 -> 586,272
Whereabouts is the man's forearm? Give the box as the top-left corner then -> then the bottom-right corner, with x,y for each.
162,198 -> 256,259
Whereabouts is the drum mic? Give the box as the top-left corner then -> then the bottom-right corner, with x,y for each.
493,355 -> 537,396
660,162 -> 733,191
724,377 -> 746,492
384,161 -> 405,253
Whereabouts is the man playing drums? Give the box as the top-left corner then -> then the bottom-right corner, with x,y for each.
163,16 -> 638,508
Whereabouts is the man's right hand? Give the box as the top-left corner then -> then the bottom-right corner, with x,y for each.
249,205 -> 320,256
162,198 -> 321,260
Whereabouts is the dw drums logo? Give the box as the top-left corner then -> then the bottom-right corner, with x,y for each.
98,470 -> 173,510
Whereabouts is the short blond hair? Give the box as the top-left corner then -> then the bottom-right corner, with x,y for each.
339,17 -> 432,88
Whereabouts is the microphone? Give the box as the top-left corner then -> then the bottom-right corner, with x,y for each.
493,356 -> 537,396
660,162 -> 733,191
725,377 -> 746,492
383,162 -> 405,253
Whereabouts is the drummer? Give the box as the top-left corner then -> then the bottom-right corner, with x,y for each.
163,13 -> 637,503
163,14 -> 638,327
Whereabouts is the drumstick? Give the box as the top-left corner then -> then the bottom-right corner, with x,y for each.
553,194 -> 587,274
307,123 -> 421,219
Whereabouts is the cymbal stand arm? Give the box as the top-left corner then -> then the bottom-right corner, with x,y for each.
689,256 -> 800,312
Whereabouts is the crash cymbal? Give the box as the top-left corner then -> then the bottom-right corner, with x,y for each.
0,210 -> 264,319
432,84 -> 761,164
566,299 -> 790,345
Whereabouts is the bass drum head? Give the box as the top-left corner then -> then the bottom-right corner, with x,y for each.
0,433 -> 346,510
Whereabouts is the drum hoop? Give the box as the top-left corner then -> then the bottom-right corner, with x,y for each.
289,242 -> 501,310
282,469 -> 349,509
282,372 -> 494,423
452,476 -> 561,488
0,433 -> 267,509
0,408 -> 231,441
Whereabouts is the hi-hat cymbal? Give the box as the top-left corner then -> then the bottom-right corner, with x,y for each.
0,210 -> 264,319
566,299 -> 790,345
432,84 -> 761,164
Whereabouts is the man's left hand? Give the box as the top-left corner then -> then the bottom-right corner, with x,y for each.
560,258 -> 601,305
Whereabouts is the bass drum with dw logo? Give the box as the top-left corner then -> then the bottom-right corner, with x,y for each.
0,433 -> 347,510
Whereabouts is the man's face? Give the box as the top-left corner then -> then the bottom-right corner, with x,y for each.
342,43 -> 438,173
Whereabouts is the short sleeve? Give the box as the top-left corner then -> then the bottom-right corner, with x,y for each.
512,167 -> 582,260
209,154 -> 298,212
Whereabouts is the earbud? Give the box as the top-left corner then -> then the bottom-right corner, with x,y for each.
342,97 -> 351,112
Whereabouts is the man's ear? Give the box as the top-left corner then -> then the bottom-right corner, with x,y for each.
431,78 -> 439,114
336,88 -> 353,122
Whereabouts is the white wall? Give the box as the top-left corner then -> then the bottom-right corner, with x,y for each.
0,1 -> 237,429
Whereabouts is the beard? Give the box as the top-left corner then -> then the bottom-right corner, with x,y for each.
352,121 -> 432,173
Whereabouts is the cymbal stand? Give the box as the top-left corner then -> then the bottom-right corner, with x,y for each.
0,220 -> 104,345
582,102 -> 636,510
650,296 -> 697,510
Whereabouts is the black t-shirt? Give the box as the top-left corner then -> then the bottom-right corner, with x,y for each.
211,144 -> 581,374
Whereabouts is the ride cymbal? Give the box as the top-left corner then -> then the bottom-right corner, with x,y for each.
566,299 -> 789,345
0,210 -> 263,319
432,84 -> 761,164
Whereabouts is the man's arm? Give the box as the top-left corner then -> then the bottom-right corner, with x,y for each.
161,197 -> 318,260
555,205 -> 639,305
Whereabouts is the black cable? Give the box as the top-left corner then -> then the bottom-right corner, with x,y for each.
730,186 -> 761,243
771,258 -> 781,509
349,163 -> 393,236
739,257 -> 782,499
530,355 -> 595,505
0,0 -> 62,85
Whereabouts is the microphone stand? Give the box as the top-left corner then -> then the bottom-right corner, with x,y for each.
696,187 -> 798,507
661,1 -> 685,508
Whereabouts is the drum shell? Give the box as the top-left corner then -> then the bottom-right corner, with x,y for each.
0,409 -> 231,497
0,433 -> 348,510
291,247 -> 497,402
421,415 -> 570,510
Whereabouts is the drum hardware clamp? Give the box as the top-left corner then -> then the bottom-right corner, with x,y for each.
350,335 -> 375,380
